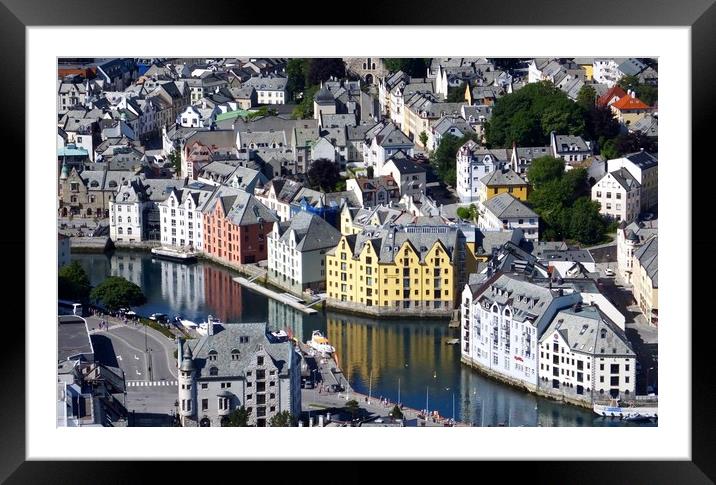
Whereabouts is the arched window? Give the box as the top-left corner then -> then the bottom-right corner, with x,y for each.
208,350 -> 218,361
231,349 -> 240,361
127,227 -> 132,235
118,227 -> 123,234
209,366 -> 219,376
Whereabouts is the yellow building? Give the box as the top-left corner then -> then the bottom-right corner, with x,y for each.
477,168 -> 529,206
631,236 -> 658,327
325,225 -> 465,316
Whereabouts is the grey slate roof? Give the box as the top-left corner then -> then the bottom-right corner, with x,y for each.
608,167 -> 641,191
275,211 -> 341,252
187,322 -> 295,378
623,151 -> 658,170
553,134 -> 590,153
543,305 -> 635,357
480,168 -> 528,187
483,193 -> 537,219
633,236 -> 657,287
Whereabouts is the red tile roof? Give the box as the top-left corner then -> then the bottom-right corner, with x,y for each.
611,94 -> 651,111
596,85 -> 627,108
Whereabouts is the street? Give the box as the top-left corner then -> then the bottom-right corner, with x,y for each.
87,315 -> 179,425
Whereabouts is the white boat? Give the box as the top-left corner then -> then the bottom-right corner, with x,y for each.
175,316 -> 197,330
593,398 -> 658,419
271,330 -> 289,341
307,330 -> 335,354
196,315 -> 221,335
445,338 -> 459,345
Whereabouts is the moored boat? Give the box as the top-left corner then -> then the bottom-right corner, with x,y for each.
593,398 -> 658,419
307,330 -> 335,354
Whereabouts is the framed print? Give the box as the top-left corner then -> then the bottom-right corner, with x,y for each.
3,0 -> 715,481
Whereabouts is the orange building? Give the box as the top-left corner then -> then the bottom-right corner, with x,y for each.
203,187 -> 277,265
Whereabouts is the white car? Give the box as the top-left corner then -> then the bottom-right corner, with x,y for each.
605,268 -> 615,277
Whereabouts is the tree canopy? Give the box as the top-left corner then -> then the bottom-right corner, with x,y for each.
286,58 -> 309,101
431,133 -> 477,187
446,82 -> 467,103
58,261 -> 91,301
527,165 -> 607,244
268,411 -> 296,427
223,406 -> 251,427
456,204 -> 478,222
90,276 -> 146,311
306,58 -> 345,86
484,81 -> 586,147
600,132 -> 658,160
307,159 -> 341,192
292,85 -> 319,120
381,58 -> 430,78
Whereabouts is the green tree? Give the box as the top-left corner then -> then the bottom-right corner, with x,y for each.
90,276 -> 146,311
389,404 -> 404,420
224,406 -> 251,427
307,159 -> 341,192
617,75 -> 657,106
292,85 -> 319,119
168,150 -> 181,177
446,81 -> 467,102
485,81 -> 586,147
306,58 -> 345,86
381,58 -> 430,78
431,133 -> 476,187
268,411 -> 296,427
345,399 -> 360,421
366,166 -> 374,178
526,156 -> 565,191
58,261 -> 91,301
456,204 -> 478,222
568,197 -> 607,245
418,131 -> 429,148
585,106 -> 621,142
286,58 -> 308,100
576,84 -> 596,110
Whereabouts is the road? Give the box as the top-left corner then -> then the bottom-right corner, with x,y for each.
88,315 -> 179,425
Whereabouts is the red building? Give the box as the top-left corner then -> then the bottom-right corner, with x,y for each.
203,187 -> 277,265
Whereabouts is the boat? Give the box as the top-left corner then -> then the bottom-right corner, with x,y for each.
151,246 -> 198,263
593,398 -> 658,419
271,329 -> 289,341
445,338 -> 459,345
174,316 -> 198,330
149,313 -> 168,322
196,315 -> 221,335
307,330 -> 335,354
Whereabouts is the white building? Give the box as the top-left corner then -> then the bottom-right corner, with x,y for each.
159,183 -> 216,250
109,179 -> 145,243
478,193 -> 539,241
267,211 -> 341,296
606,151 -> 658,213
456,141 -> 508,202
550,132 -> 592,163
178,322 -> 302,427
616,220 -> 658,284
591,168 -> 641,224
461,272 -> 581,391
382,154 -> 427,198
254,177 -> 304,222
363,121 -> 414,174
538,303 -> 636,401
243,75 -> 288,105
592,58 -> 625,87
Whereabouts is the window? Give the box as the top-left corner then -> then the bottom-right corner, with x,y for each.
209,366 -> 218,376
201,383 -> 208,389
257,356 -> 264,366
201,399 -> 208,411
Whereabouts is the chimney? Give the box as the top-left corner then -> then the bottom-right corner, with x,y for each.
207,315 -> 215,336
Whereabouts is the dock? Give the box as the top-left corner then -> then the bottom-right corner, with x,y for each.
233,277 -> 319,314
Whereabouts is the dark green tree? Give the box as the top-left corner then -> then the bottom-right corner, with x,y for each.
381,58 -> 430,78
90,276 -> 146,311
224,406 -> 251,427
168,150 -> 181,177
58,261 -> 91,301
418,131 -> 429,148
485,81 -> 586,147
306,58 -> 345,86
292,85 -> 319,120
268,411 -> 296,427
576,84 -> 596,110
286,58 -> 308,100
307,159 -> 341,192
526,156 -> 565,191
345,399 -> 360,421
389,404 -> 404,420
446,82 -> 467,102
431,133 -> 476,187
585,106 -> 621,142
568,197 -> 607,245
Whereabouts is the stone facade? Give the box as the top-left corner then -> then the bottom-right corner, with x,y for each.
344,57 -> 389,85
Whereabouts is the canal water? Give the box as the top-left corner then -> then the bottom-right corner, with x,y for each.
73,250 -> 653,427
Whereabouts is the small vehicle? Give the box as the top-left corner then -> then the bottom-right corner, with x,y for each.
149,313 -> 168,323
605,268 -> 615,277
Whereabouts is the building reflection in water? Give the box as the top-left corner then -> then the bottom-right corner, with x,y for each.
203,265 -> 242,322
158,260 -> 205,315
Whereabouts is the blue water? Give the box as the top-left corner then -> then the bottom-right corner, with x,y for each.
72,250 -> 654,427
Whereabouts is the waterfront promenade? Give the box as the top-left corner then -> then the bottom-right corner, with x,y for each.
234,276 -> 319,314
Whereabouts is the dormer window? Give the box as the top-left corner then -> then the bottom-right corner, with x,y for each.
209,366 -> 219,376
208,350 -> 218,361
231,349 -> 240,361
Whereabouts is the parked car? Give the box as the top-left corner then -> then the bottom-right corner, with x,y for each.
605,268 -> 615,277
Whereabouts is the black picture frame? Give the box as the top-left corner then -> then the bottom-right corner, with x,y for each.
3,0 -> 714,482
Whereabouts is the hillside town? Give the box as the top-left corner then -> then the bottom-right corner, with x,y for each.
57,57 -> 658,427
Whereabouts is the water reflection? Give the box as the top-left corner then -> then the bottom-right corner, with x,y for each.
71,250 -> 653,427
